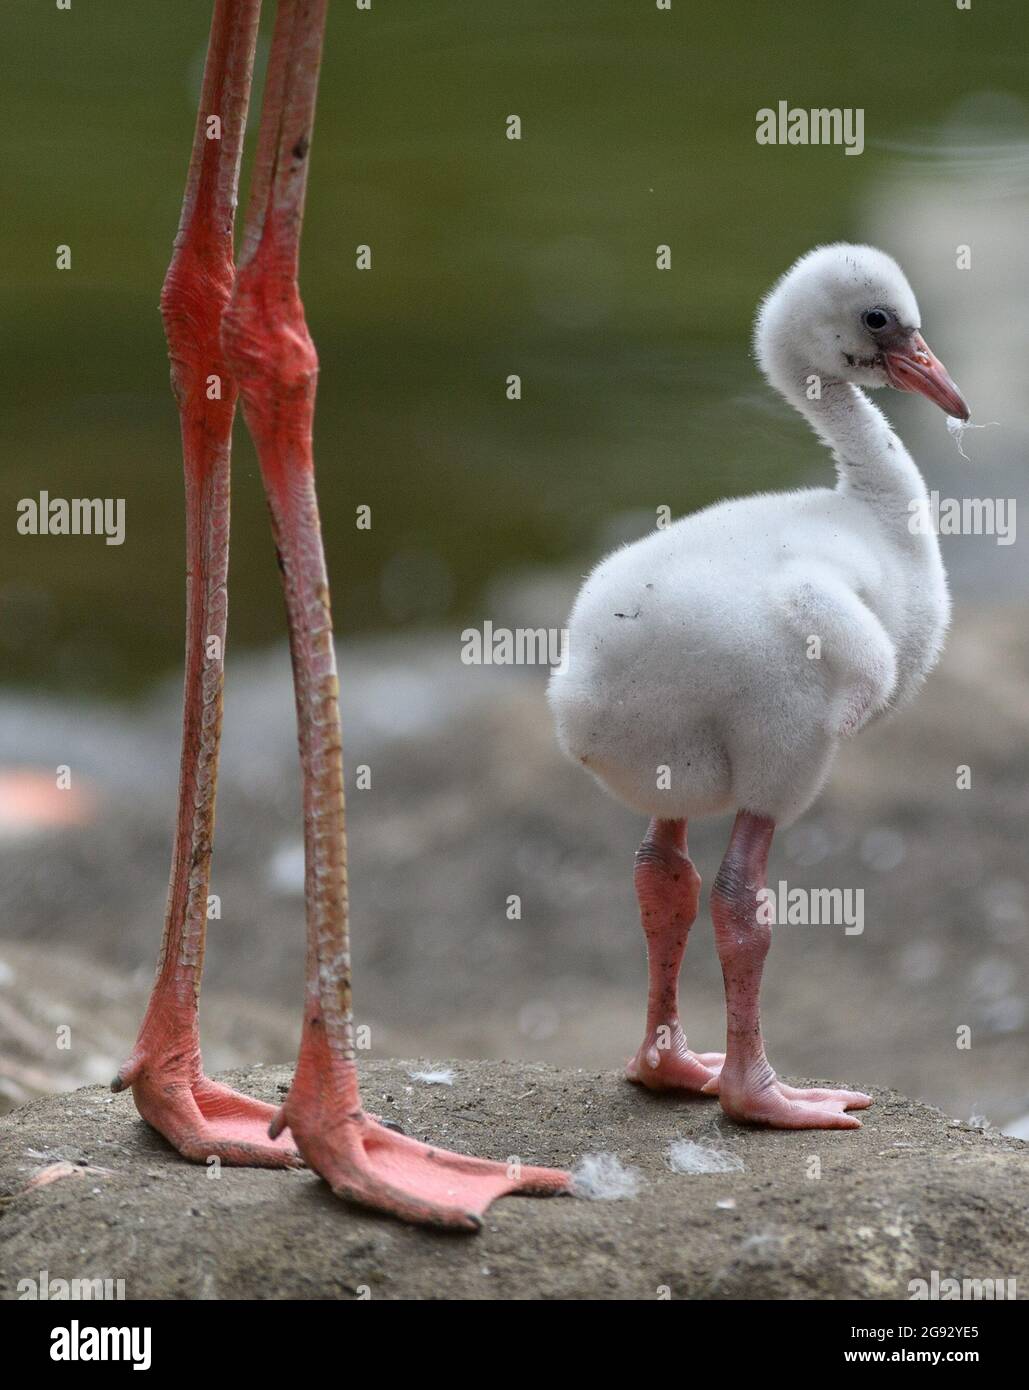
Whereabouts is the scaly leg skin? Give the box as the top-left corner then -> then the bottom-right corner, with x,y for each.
222,0 -> 569,1229
112,0 -> 299,1169
625,818 -> 724,1092
702,810 -> 872,1129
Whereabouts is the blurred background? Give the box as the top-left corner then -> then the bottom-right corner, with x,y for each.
1,1 -> 1027,1132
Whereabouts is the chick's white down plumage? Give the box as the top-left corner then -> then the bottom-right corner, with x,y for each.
550,245 -> 960,826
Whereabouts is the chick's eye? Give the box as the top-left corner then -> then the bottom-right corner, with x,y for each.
863,309 -> 889,331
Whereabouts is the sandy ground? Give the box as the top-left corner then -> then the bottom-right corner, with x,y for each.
0,1061 -> 1025,1301
1,599 -> 1028,1133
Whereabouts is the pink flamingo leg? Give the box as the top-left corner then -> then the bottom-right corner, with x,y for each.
625,819 -> 724,1091
703,810 -> 871,1128
113,0 -> 299,1168
222,0 -> 569,1229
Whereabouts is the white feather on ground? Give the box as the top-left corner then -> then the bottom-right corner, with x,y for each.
571,1152 -> 643,1200
666,1139 -> 745,1174
407,1067 -> 455,1086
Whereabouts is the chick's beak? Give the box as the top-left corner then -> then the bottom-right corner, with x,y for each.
884,332 -> 970,421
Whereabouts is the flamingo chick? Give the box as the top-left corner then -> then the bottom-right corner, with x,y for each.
549,245 -> 970,1130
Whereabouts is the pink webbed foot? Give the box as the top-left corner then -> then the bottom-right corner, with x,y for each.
707,1066 -> 872,1130
626,1023 -> 723,1094
275,1092 -> 570,1231
112,1057 -> 302,1168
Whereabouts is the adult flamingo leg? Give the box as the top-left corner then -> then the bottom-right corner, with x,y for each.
625,818 -> 724,1092
113,0 -> 299,1168
221,0 -> 569,1228
703,810 -> 871,1128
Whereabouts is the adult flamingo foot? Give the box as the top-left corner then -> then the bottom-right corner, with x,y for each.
626,1025 -> 723,1093
274,1104 -> 568,1231
113,1046 -> 300,1167
707,1067 -> 872,1130
271,1048 -> 568,1229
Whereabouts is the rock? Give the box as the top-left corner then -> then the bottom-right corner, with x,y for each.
1,1061 -> 1026,1300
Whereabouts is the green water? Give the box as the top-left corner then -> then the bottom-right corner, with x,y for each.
0,0 -> 1021,692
